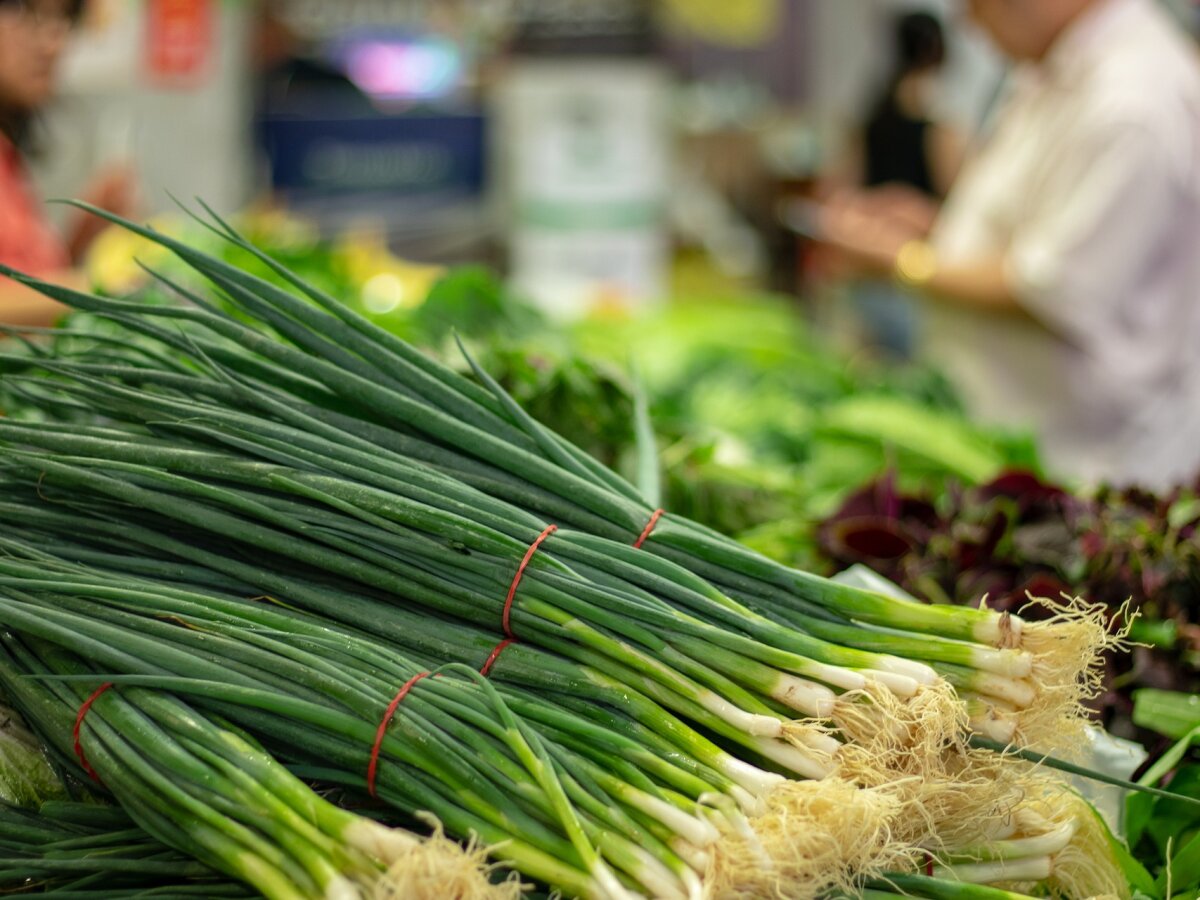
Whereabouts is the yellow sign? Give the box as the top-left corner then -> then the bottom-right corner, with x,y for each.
664,0 -> 779,46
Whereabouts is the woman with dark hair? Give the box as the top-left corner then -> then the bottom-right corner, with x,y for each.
829,10 -> 966,358
862,11 -> 963,198
0,0 -> 134,325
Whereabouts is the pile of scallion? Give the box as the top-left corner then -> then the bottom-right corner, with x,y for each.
0,205 -> 1139,899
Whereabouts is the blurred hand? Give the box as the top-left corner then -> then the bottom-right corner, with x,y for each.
814,187 -> 934,278
859,184 -> 940,235
80,163 -> 138,219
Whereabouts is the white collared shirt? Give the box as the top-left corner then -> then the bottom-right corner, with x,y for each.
926,0 -> 1200,489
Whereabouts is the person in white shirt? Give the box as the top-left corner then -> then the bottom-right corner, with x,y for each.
819,0 -> 1200,490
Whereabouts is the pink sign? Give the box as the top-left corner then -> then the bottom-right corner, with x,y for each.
145,0 -> 212,87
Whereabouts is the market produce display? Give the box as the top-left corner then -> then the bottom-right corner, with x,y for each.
460,291 -> 1038,570
570,297 -> 1033,501
0,206 -> 1169,899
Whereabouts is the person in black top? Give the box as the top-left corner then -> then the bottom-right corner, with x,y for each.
862,12 -> 958,198
825,10 -> 964,358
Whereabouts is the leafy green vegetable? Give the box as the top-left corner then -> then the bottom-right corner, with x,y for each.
813,396 -> 1010,484
406,266 -> 544,347
1134,690 -> 1200,741
0,699 -> 66,807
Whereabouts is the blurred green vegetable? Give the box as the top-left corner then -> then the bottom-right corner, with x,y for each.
1134,690 -> 1200,741
1126,690 -> 1200,899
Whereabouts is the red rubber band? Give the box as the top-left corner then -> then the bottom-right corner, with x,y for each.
73,682 -> 114,785
502,524 -> 557,639
924,851 -> 935,877
367,671 -> 430,797
633,508 -> 665,549
480,638 -> 516,677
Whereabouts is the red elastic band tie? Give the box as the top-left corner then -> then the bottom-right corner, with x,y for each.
73,682 -> 114,785
924,851 -> 935,877
502,524 -> 557,639
480,638 -> 515,677
367,671 -> 430,797
633,508 -> 665,549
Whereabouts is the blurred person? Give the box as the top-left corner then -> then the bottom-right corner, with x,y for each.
252,0 -> 374,118
0,0 -> 135,326
817,0 -> 1200,490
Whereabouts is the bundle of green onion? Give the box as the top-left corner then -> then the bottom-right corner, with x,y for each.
0,205 -> 1131,899
0,529 -> 1120,899
0,542 -> 773,899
